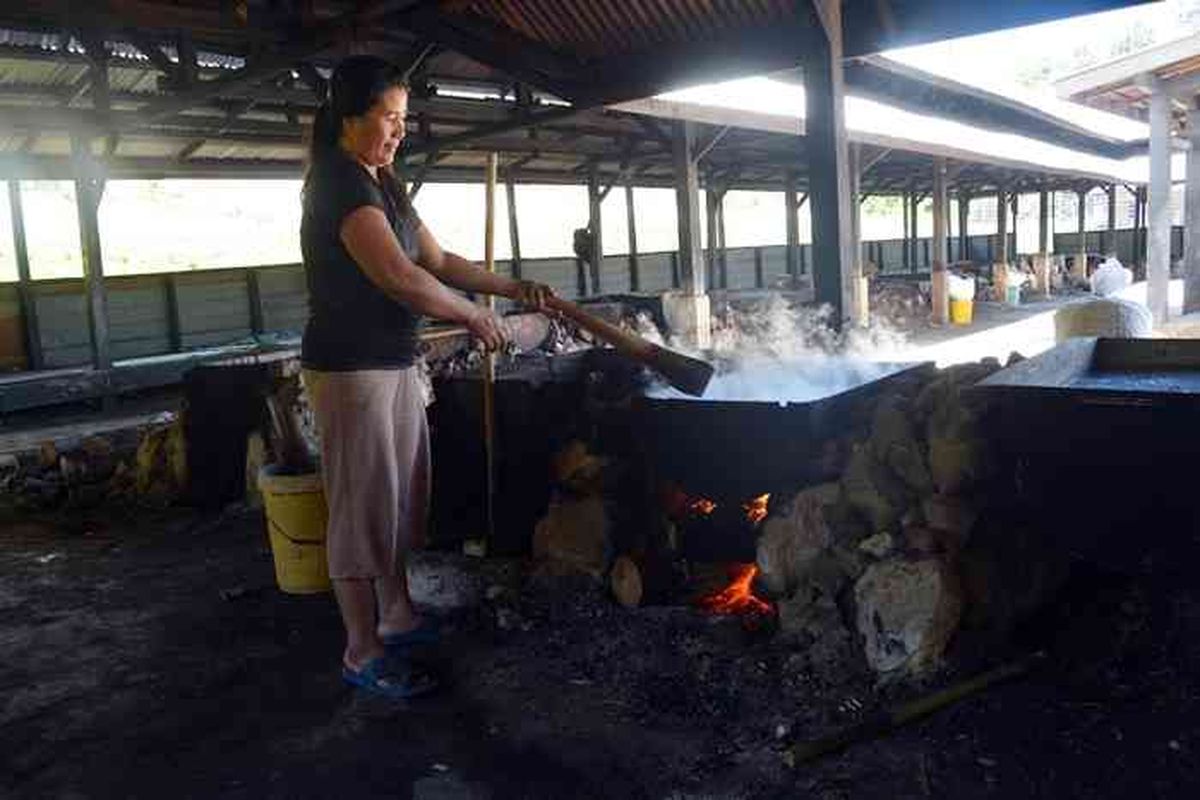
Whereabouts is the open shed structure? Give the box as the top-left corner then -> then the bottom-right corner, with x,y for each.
0,0 -> 1149,410
1058,32 -> 1200,321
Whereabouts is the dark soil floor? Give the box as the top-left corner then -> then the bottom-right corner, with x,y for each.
2,504 -> 1198,799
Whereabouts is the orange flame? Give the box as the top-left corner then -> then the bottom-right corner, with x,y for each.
744,493 -> 770,525
689,497 -> 717,516
697,564 -> 772,616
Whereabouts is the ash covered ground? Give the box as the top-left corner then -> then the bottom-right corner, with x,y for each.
3,504 -> 1199,799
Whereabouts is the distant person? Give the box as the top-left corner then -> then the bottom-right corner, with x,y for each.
301,55 -> 553,698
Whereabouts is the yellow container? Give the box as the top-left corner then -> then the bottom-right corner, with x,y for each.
258,466 -> 331,594
950,298 -> 974,325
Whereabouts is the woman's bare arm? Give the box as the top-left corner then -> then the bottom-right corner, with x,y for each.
340,206 -> 505,348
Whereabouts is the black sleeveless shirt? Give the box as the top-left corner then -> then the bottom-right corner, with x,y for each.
300,150 -> 423,370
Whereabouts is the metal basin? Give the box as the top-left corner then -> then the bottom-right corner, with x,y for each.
634,359 -> 929,502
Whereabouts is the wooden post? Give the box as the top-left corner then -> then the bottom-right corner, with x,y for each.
672,120 -> 704,295
994,188 -> 1009,301
806,0 -> 854,324
587,166 -> 603,296
753,246 -> 764,288
784,174 -> 800,281
7,180 -> 42,370
71,135 -> 112,371
1185,105 -> 1200,313
931,158 -> 949,324
716,189 -> 728,289
1106,183 -> 1118,258
164,275 -> 182,352
902,191 -> 911,273
669,120 -> 710,347
506,177 -> 522,279
1037,188 -> 1051,297
705,184 -> 720,290
958,192 -> 970,262
1136,185 -> 1148,276
246,269 -> 264,335
1075,189 -> 1089,282
1148,80 -> 1171,323
625,183 -> 639,292
910,193 -> 920,273
1011,193 -> 1019,260
848,142 -> 867,325
480,152 -> 498,554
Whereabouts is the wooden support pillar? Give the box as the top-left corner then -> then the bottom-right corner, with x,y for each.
902,191 -> 911,272
994,189 -> 1009,301
1136,185 -> 1148,276
848,142 -> 867,325
910,193 -> 920,273
71,135 -> 112,371
246,269 -> 264,334
1105,183 -> 1118,258
673,120 -> 704,295
587,166 -> 603,296
1185,105 -> 1200,313
753,247 -> 764,289
669,119 -> 710,347
1011,193 -> 1019,258
164,275 -> 182,352
506,177 -> 522,279
1149,81 -> 1172,322
931,158 -> 949,325
7,180 -> 42,370
806,0 -> 853,325
716,190 -> 727,289
784,174 -> 800,281
1036,188 -> 1051,297
625,183 -> 639,292
1075,190 -> 1089,282
705,184 -> 719,291
995,190 -> 1009,266
958,192 -> 970,262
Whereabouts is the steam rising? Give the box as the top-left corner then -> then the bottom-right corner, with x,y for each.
643,293 -> 912,403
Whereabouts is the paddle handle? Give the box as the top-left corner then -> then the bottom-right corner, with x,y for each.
545,296 -> 656,361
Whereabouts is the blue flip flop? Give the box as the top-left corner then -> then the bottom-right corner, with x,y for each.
342,656 -> 439,699
381,617 -> 442,650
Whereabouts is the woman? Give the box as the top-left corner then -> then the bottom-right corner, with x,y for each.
301,56 -> 552,698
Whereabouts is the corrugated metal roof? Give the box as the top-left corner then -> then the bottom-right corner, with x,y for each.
0,28 -> 243,70
464,0 -> 796,59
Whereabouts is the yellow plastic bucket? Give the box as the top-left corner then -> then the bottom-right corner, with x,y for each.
258,465 -> 331,594
950,298 -> 974,325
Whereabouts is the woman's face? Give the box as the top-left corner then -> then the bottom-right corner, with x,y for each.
342,85 -> 408,168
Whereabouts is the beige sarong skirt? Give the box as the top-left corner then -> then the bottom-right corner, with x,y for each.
303,367 -> 430,579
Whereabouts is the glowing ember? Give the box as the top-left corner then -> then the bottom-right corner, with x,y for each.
744,493 -> 770,525
689,497 -> 717,516
697,564 -> 772,616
